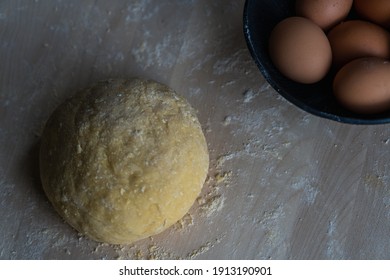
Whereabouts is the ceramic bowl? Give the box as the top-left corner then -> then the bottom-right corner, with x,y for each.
243,0 -> 390,124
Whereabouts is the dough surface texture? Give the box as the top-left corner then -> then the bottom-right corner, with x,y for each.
40,78 -> 209,244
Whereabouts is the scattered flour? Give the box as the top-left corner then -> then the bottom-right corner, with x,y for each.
326,215 -> 345,259
186,235 -> 224,259
243,89 -> 257,103
131,35 -> 178,69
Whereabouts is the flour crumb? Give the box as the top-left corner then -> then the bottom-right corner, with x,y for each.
215,171 -> 232,184
243,89 -> 257,103
222,115 -> 232,126
198,195 -> 225,218
186,236 -> 223,259
174,213 -> 194,230
187,243 -> 211,259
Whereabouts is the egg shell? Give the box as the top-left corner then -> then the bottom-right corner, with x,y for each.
327,20 -> 390,69
333,57 -> 390,114
296,0 -> 353,30
269,17 -> 332,84
354,0 -> 390,29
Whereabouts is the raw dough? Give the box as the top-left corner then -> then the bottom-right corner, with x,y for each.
39,78 -> 209,244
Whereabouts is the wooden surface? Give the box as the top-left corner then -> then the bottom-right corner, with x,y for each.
1,0 -> 390,260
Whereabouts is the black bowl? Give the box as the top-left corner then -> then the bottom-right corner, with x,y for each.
243,0 -> 390,124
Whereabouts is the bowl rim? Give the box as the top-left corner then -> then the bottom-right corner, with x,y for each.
243,0 -> 390,125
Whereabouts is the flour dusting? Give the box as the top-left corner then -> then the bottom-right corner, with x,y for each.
326,215 -> 345,259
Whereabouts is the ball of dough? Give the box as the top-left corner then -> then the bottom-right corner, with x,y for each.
39,78 -> 209,244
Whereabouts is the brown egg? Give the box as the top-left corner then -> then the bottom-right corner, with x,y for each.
269,17 -> 332,84
354,0 -> 390,29
327,20 -> 390,69
296,0 -> 353,30
333,57 -> 390,114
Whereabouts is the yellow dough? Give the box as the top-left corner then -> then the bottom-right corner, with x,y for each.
39,78 -> 209,244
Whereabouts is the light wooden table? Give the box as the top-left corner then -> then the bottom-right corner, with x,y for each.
1,0 -> 389,260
